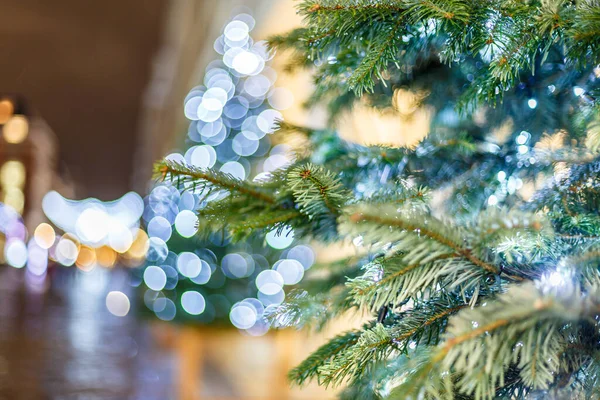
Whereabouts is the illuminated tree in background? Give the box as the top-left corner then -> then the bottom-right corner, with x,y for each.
157,1 -> 600,399
140,12 -> 314,335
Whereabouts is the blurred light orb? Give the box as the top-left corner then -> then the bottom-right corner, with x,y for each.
144,290 -> 164,310
256,269 -> 284,295
3,187 -> 24,213
163,264 -> 180,290
76,207 -> 109,244
573,86 -> 585,97
220,161 -> 245,180
34,223 -> 55,249
174,210 -> 199,238
0,99 -> 14,124
146,237 -> 168,263
223,97 -> 249,119
246,318 -> 270,336
165,152 -> 185,164
147,216 -> 172,242
144,265 -> 167,291
3,115 -> 29,144
154,297 -> 176,321
241,297 -> 264,317
177,251 -> 202,278
233,13 -> 256,30
178,190 -> 196,211
203,87 -> 228,108
244,75 -> 271,98
257,110 -> 282,134
288,245 -> 315,269
224,20 -> 249,42
221,253 -> 249,278
181,291 -> 206,315
56,236 -> 79,266
274,259 -> 304,285
527,98 -> 538,109
76,246 -> 97,272
27,242 -> 48,276
198,119 -> 224,139
106,291 -> 131,317
266,225 -> 294,249
5,238 -> 27,268
191,259 -> 212,284
108,224 -> 134,253
258,287 -> 285,306
1,160 -> 26,188
229,303 -> 257,329
127,229 -> 149,259
197,101 -> 223,123
232,133 -> 259,156
190,145 -> 216,169
184,96 -> 203,120
96,246 -> 117,267
263,154 -> 291,173
232,50 -> 261,75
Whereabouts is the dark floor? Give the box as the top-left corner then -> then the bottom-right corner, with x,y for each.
0,266 -> 175,400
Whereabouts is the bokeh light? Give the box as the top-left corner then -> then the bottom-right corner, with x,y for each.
174,210 -> 198,238
3,115 -> 29,144
0,99 -> 14,124
5,238 -> 27,268
106,291 -> 131,317
181,291 -> 206,315
177,252 -> 202,278
266,226 -> 294,249
34,223 -> 56,249
144,265 -> 167,291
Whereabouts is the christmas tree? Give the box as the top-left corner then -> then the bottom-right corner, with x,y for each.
158,1 -> 600,399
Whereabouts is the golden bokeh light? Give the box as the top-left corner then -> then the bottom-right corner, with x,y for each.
76,245 -> 97,272
126,228 -> 149,259
34,223 -> 56,250
0,100 -> 14,124
96,246 -> 117,268
3,115 -> 29,144
3,187 -> 25,213
0,160 -> 26,189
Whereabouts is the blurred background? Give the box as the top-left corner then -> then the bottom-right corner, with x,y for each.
0,1 -> 356,399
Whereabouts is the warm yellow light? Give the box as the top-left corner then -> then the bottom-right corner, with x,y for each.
3,187 -> 24,213
126,228 -> 149,259
76,246 -> 96,272
0,100 -> 14,124
96,246 -> 117,268
34,223 -> 56,250
3,115 -> 29,144
0,160 -> 26,189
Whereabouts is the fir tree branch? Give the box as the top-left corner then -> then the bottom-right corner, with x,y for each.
347,207 -> 500,274
156,160 -> 276,204
287,164 -> 348,217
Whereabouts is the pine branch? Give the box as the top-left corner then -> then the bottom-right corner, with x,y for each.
343,204 -> 500,274
268,287 -> 354,331
288,326 -> 369,386
389,283 -> 589,399
155,160 -> 275,204
317,299 -> 467,387
287,164 -> 348,217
